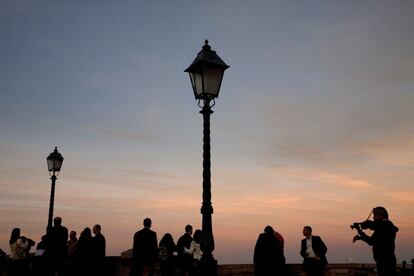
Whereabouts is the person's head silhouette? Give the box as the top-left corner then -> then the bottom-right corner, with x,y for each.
143,218 -> 152,228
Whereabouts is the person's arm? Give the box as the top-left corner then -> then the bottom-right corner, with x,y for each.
103,236 -> 106,257
352,223 -> 373,245
356,230 -> 373,245
177,237 -> 185,254
318,237 -> 327,256
253,235 -> 263,264
64,229 -> 68,245
184,242 -> 195,254
152,232 -> 159,262
132,233 -> 138,259
300,240 -> 307,258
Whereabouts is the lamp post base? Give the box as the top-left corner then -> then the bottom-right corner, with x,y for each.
198,253 -> 218,276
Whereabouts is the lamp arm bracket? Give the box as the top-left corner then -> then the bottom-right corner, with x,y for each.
209,99 -> 216,108
198,98 -> 216,110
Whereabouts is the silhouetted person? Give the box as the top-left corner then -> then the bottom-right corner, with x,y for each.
300,226 -> 328,276
92,224 -> 106,275
185,229 -> 203,276
130,218 -> 158,276
92,225 -> 106,258
73,227 -> 93,276
32,235 -> 48,276
353,206 -> 399,276
46,216 -> 68,276
0,248 -> 6,276
411,258 -> 414,275
177,224 -> 193,276
159,233 -> 178,276
400,260 -> 409,276
9,227 -> 34,276
254,226 -> 286,276
67,231 -> 78,258
66,231 -> 78,276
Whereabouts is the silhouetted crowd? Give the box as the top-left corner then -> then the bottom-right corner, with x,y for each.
129,219 -> 202,276
0,206 -> 412,276
2,217 -> 106,276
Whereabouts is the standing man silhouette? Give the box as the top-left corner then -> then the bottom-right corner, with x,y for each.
176,225 -> 193,276
46,217 -> 68,276
92,224 -> 106,275
300,226 -> 328,276
130,218 -> 158,276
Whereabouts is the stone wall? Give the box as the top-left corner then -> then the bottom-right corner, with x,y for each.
110,257 -> 380,275
2,257 -> 406,275
217,263 -> 378,275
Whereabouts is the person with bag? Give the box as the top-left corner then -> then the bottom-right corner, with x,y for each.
159,233 -> 178,276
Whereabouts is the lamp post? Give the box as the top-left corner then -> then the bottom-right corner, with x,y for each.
185,40 -> 229,275
46,147 -> 64,230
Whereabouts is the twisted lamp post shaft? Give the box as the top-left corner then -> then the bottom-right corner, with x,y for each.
47,174 -> 56,230
199,101 -> 217,275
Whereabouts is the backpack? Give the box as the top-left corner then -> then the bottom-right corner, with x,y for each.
158,245 -> 168,261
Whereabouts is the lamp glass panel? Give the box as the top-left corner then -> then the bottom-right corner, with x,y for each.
190,71 -> 204,98
47,159 -> 54,172
203,64 -> 224,98
53,159 -> 63,171
47,157 -> 63,172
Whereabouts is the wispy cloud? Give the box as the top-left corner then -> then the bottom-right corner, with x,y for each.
270,166 -> 372,189
89,127 -> 153,143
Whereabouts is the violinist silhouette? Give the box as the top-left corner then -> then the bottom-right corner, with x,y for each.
352,206 -> 399,276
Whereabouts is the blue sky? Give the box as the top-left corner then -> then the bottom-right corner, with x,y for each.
1,0 -> 413,264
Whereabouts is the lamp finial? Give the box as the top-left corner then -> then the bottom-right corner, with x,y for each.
202,39 -> 211,51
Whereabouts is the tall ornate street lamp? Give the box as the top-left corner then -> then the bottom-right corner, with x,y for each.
185,40 -> 229,275
46,146 -> 64,230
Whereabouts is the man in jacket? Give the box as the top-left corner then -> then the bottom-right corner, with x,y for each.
130,218 -> 158,276
176,225 -> 193,276
92,224 -> 106,275
300,226 -> 328,276
46,217 -> 68,276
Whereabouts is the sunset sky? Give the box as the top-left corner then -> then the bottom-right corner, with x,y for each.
1,0 -> 413,264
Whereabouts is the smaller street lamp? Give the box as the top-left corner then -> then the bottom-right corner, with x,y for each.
46,146 -> 64,230
185,40 -> 229,276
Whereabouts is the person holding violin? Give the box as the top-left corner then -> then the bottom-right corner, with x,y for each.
352,206 -> 399,276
